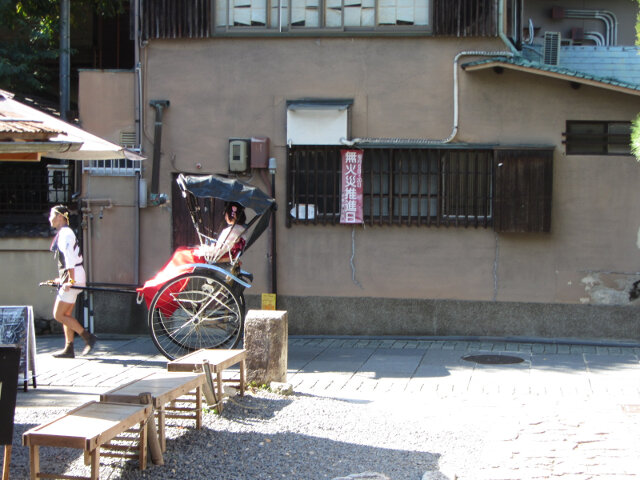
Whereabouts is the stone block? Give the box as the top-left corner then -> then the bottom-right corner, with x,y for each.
244,309 -> 288,384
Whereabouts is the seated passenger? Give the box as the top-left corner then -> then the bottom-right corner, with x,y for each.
212,202 -> 247,261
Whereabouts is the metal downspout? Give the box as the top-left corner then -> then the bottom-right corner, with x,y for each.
149,100 -> 170,205
133,0 -> 143,285
81,207 -> 93,331
270,167 -> 277,295
135,172 -> 141,285
59,0 -> 70,120
259,167 -> 277,296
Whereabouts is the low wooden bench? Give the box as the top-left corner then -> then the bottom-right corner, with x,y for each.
22,401 -> 152,480
167,349 -> 246,412
100,371 -> 206,452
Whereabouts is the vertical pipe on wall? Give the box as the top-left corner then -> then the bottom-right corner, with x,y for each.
134,172 -> 141,285
59,0 -> 70,120
133,0 -> 143,285
270,167 -> 277,295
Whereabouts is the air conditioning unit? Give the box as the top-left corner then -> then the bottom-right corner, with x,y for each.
543,31 -> 561,65
47,164 -> 71,204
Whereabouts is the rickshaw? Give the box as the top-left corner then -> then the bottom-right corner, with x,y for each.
135,173 -> 276,359
42,174 -> 275,359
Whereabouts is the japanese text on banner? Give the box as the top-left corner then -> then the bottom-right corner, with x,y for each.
340,149 -> 363,224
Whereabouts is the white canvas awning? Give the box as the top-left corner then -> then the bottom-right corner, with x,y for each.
0,89 -> 145,161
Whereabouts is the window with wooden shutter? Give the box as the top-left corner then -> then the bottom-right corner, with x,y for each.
171,173 -> 225,250
493,149 -> 553,233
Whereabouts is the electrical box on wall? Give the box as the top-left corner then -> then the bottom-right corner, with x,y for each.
229,139 -> 249,173
250,137 -> 270,169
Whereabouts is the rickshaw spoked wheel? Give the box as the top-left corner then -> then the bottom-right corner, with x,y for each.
148,271 -> 245,360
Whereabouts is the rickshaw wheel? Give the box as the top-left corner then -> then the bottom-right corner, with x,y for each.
148,271 -> 244,360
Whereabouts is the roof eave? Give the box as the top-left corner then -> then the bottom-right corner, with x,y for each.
462,61 -> 640,97
0,140 -> 83,154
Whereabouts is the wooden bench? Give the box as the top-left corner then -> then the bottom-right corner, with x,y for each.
167,349 -> 246,412
22,401 -> 152,480
100,371 -> 206,452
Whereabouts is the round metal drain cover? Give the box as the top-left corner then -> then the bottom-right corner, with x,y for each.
462,354 -> 524,365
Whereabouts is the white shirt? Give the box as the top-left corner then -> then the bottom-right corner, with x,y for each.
56,226 -> 83,269
215,224 -> 245,255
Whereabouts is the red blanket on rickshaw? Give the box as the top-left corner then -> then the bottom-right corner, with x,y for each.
137,239 -> 245,317
137,247 -> 204,313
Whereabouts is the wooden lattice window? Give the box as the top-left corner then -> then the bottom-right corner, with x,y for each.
493,149 -> 553,233
141,0 -> 211,39
288,146 -> 553,232
287,146 -> 494,228
432,0 -> 497,37
564,121 -> 631,156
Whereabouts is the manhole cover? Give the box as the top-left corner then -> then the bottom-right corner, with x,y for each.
462,354 -> 524,365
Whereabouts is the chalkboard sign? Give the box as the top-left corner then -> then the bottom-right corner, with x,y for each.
0,345 -> 20,445
0,306 -> 36,391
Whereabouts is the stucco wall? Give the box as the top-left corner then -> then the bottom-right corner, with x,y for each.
131,36 -> 640,307
78,70 -> 135,144
0,238 -> 58,320
67,16 -> 640,338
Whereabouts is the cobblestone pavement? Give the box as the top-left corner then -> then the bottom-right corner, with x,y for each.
288,337 -> 640,479
15,335 -> 640,479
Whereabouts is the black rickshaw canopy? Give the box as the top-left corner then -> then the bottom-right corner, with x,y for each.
177,173 -> 276,251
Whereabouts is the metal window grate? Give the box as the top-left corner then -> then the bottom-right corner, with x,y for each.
287,146 -> 494,228
142,0 -> 211,39
0,160 -> 74,223
432,0 -> 497,37
564,121 -> 631,155
82,158 -> 142,176
441,150 -> 493,227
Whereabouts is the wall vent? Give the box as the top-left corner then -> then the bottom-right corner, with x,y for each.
120,131 -> 139,151
543,32 -> 561,65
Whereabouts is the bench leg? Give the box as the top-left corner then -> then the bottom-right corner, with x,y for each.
240,359 -> 246,396
89,448 -> 100,480
216,371 -> 224,412
196,385 -> 202,429
157,407 -> 166,452
138,420 -> 147,471
29,445 -> 39,480
2,445 -> 11,480
201,361 -> 217,407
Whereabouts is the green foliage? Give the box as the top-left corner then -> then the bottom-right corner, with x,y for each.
631,113 -> 640,161
0,0 -> 58,94
0,0 -> 126,97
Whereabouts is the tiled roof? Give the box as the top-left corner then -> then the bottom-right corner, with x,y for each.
525,46 -> 640,85
0,90 -> 64,141
461,47 -> 640,96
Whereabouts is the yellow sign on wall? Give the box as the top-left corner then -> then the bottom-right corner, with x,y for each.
261,293 -> 276,310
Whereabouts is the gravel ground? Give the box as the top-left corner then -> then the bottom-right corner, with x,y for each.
10,390 -> 485,480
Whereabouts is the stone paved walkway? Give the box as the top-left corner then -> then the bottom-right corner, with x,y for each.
15,334 -> 640,479
288,337 -> 640,479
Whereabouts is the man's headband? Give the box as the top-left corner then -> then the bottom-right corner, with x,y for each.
53,208 -> 69,222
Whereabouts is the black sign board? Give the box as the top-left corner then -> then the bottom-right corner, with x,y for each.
0,345 -> 21,445
0,306 -> 36,391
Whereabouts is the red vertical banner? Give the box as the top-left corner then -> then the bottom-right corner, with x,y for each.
340,149 -> 363,224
